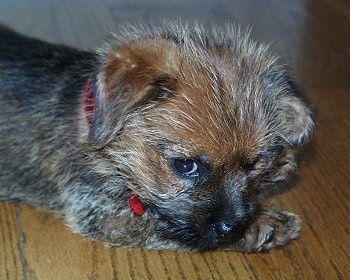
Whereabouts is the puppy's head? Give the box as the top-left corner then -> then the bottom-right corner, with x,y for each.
86,24 -> 314,250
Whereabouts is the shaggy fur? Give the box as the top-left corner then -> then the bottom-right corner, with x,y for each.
0,22 -> 314,251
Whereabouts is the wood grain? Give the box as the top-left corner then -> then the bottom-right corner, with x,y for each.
0,0 -> 349,279
0,203 -> 24,280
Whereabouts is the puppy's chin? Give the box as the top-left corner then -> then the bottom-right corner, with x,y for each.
156,223 -> 221,250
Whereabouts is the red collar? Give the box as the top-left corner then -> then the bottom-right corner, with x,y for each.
83,77 -> 146,216
129,194 -> 147,216
83,76 -> 96,127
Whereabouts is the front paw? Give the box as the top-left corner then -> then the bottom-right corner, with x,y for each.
234,208 -> 301,252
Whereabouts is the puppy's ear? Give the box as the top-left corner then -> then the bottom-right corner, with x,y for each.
88,40 -> 179,144
265,73 -> 315,146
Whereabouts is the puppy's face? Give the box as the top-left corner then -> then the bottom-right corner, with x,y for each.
87,32 -> 314,250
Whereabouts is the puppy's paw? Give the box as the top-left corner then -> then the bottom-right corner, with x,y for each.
234,207 -> 301,252
255,211 -> 301,251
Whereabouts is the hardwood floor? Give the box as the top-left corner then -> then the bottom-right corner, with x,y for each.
0,0 -> 349,279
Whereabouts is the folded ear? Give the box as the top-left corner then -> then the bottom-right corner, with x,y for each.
264,73 -> 315,146
88,39 -> 179,144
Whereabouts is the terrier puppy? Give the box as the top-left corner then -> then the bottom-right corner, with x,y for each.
0,22 -> 314,251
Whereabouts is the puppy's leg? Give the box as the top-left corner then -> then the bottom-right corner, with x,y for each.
233,207 -> 301,252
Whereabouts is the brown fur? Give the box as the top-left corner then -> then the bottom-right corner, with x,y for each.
0,22 -> 314,251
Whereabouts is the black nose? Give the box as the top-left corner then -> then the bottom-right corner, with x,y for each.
213,221 -> 237,237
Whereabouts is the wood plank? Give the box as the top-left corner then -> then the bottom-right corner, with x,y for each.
19,205 -> 115,279
0,203 -> 24,280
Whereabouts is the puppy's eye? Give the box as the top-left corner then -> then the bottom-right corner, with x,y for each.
173,159 -> 199,177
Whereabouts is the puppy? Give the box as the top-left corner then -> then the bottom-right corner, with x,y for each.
0,22 -> 314,251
